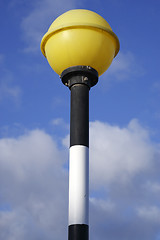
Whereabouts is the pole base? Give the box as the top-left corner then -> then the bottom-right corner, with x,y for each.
68,224 -> 89,240
60,66 -> 98,89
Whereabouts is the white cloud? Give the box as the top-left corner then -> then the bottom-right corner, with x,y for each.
0,82 -> 21,104
145,181 -> 160,193
21,0 -> 78,52
137,206 -> 160,223
51,118 -> 69,129
108,51 -> 136,79
100,51 -> 145,87
0,54 -> 22,106
0,129 -> 68,240
90,197 -> 115,212
0,72 -> 22,106
152,81 -> 160,94
89,119 -> 160,240
89,119 -> 154,187
62,134 -> 70,148
0,120 -> 160,239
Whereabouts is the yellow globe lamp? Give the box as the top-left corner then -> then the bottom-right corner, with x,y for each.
41,9 -> 120,77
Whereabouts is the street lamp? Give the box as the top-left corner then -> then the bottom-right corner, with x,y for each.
41,9 -> 119,240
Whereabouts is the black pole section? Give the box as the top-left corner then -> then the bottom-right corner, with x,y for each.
61,66 -> 98,147
68,225 -> 89,240
70,83 -> 89,147
61,66 -> 98,240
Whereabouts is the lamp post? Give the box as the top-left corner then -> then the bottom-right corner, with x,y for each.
41,9 -> 119,240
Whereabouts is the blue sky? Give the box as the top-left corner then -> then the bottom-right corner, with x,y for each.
0,0 -> 160,239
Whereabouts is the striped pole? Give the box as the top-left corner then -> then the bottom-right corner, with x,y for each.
61,66 -> 98,240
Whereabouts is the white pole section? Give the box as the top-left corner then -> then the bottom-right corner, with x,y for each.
69,145 -> 89,225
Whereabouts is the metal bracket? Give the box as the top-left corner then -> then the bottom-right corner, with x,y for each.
60,66 -> 98,89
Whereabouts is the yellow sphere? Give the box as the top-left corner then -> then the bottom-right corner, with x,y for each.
41,9 -> 120,76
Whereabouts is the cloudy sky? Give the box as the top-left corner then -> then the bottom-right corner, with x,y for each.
0,0 -> 160,239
